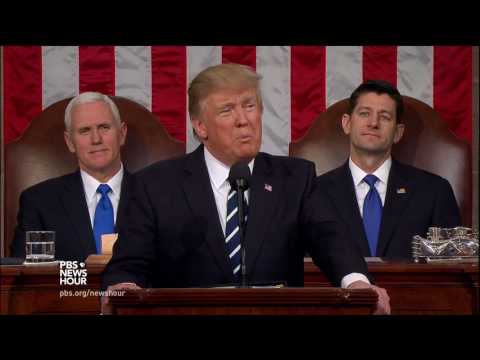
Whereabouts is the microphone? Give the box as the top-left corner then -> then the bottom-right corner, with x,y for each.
228,162 -> 251,192
228,162 -> 251,287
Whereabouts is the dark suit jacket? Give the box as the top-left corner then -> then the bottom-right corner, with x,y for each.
102,145 -> 369,289
11,169 -> 132,262
315,159 -> 461,259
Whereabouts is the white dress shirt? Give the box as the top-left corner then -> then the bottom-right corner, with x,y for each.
204,147 -> 253,236
80,165 -> 124,228
203,147 -> 369,288
337,157 -> 393,287
349,157 -> 391,217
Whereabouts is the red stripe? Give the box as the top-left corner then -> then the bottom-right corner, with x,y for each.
151,46 -> 187,143
291,46 -> 326,142
79,46 -> 115,94
434,46 -> 472,144
363,46 -> 397,85
3,46 -> 42,143
222,46 -> 256,69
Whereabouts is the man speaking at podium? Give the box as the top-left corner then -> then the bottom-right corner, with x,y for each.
102,64 -> 390,314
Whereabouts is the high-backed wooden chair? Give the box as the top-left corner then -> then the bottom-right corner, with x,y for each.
290,96 -> 472,226
4,96 -> 185,256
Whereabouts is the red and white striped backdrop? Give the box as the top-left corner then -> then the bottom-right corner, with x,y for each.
2,46 -> 473,155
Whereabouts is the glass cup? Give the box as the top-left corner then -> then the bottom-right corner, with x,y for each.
25,231 -> 55,263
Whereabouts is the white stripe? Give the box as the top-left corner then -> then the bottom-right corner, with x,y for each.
256,46 -> 291,156
326,46 -> 362,106
186,46 -> 222,153
229,244 -> 241,258
233,264 -> 241,274
225,226 -> 239,243
226,207 -> 238,222
115,46 -> 152,111
227,190 -> 237,200
42,46 -> 78,109
397,46 -> 433,106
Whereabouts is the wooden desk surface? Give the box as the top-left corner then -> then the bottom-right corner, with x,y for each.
0,263 -> 105,315
1,259 -> 478,315
305,258 -> 479,314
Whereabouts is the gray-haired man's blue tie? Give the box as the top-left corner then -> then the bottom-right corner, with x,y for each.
93,184 -> 114,254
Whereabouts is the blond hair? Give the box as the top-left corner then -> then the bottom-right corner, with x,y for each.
188,63 -> 263,119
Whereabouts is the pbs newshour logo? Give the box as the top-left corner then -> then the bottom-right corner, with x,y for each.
59,261 -> 87,285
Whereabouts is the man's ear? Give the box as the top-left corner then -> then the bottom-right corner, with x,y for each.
64,131 -> 76,153
341,114 -> 351,135
191,117 -> 208,140
393,123 -> 405,144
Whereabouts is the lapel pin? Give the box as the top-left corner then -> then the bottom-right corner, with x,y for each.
264,183 -> 272,192
397,188 -> 407,194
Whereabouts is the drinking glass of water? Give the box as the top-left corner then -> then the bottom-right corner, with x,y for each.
25,231 -> 55,263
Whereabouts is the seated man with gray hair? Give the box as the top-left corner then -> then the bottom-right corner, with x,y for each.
11,92 -> 132,262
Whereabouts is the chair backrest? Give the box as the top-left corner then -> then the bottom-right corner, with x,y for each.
289,96 -> 472,226
4,96 -> 185,256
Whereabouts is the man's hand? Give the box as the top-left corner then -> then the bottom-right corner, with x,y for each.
348,280 -> 391,315
100,282 -> 141,315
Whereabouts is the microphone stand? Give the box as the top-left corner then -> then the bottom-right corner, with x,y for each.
234,179 -> 248,288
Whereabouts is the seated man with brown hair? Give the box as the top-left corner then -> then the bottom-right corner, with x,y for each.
11,92 -> 132,262
316,80 -> 461,259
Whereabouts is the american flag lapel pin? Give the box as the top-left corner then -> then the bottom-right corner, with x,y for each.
397,187 -> 407,194
264,183 -> 272,192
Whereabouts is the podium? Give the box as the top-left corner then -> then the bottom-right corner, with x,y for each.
108,287 -> 378,315
1,259 -> 477,314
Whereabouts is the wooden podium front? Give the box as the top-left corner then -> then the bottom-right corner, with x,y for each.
108,287 -> 378,315
1,259 -> 477,315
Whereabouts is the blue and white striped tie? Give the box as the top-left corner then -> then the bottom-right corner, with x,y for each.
225,188 -> 248,280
